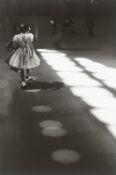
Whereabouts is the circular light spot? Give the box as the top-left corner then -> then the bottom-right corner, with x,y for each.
39,120 -> 63,128
25,89 -> 41,93
52,149 -> 81,164
24,89 -> 41,93
32,105 -> 52,112
41,127 -> 66,137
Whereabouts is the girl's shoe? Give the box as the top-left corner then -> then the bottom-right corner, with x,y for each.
26,76 -> 36,81
21,81 -> 26,87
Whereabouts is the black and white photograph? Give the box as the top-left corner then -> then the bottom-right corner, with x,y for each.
0,0 -> 116,174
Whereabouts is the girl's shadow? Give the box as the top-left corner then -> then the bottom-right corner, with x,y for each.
22,81 -> 65,91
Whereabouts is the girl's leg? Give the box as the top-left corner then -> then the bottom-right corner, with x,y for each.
20,69 -> 26,87
26,69 -> 36,81
26,69 -> 31,79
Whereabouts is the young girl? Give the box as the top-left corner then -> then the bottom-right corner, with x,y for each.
7,24 -> 40,87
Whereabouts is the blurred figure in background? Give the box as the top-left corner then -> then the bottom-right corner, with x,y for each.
84,0 -> 97,37
50,17 -> 65,49
64,16 -> 74,34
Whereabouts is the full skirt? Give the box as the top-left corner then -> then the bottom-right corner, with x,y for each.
8,47 -> 40,69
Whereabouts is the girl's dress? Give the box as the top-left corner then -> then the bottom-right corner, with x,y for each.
8,33 -> 40,69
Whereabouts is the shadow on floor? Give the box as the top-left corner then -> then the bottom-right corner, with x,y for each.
22,81 -> 65,91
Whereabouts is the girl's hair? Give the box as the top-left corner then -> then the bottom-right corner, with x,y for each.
19,24 -> 31,33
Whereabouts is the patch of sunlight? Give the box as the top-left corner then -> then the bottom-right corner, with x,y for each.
32,105 -> 52,112
104,80 -> 116,89
41,54 -> 79,72
41,53 -> 66,59
75,57 -> 104,67
106,67 -> 116,74
57,72 -> 100,86
40,52 -> 116,139
52,149 -> 81,164
55,67 -> 83,72
42,56 -> 75,66
49,64 -> 79,72
107,126 -> 116,138
90,108 -> 116,125
70,87 -> 113,98
93,72 -> 116,81
85,66 -> 107,73
75,58 -> 116,83
37,49 -> 60,53
75,57 -> 91,63
40,52 -> 83,72
41,127 -> 67,137
83,97 -> 116,109
75,57 -> 106,73
39,120 -> 63,128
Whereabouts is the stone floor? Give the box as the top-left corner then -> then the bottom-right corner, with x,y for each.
0,32 -> 116,175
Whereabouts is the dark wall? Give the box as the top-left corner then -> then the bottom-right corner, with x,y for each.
0,0 -> 116,43
0,0 -> 116,17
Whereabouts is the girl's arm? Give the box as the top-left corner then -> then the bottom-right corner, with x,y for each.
29,33 -> 34,57
29,42 -> 34,57
12,35 -> 19,50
